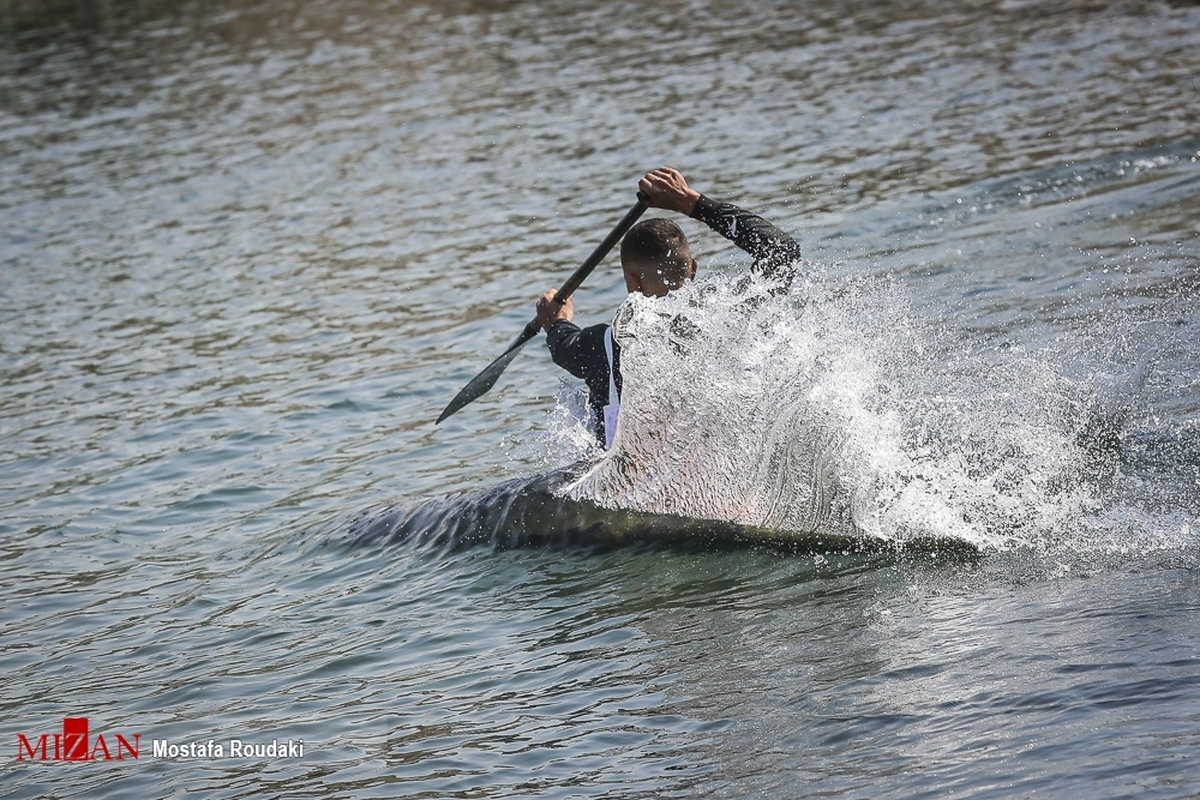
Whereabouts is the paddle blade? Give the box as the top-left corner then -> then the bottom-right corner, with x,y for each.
436,338 -> 530,424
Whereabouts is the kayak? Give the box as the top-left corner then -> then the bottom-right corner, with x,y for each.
338,468 -> 979,558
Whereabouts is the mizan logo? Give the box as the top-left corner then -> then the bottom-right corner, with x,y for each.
15,717 -> 305,763
16,718 -> 140,762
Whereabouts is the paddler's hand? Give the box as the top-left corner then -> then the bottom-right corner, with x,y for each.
536,289 -> 574,331
638,166 -> 701,216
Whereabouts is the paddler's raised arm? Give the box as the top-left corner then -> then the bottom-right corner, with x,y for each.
638,166 -> 801,287
689,195 -> 801,285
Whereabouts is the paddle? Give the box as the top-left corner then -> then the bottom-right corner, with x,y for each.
436,192 -> 650,424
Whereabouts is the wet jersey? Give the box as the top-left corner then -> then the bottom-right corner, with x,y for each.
545,194 -> 802,446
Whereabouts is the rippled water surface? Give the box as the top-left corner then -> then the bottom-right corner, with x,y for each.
3,0 -> 1199,796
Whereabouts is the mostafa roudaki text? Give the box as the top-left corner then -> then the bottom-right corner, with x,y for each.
152,739 -> 304,759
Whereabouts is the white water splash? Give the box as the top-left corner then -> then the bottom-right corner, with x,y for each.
550,265 -> 1172,552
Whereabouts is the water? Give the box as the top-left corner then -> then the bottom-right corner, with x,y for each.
2,0 -> 1199,796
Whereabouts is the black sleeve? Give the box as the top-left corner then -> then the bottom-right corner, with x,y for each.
545,320 -> 613,434
690,194 -> 802,286
545,320 -> 608,383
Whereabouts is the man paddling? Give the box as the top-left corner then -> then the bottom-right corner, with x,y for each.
535,167 -> 802,448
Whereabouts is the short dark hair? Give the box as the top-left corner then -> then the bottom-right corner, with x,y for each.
620,218 -> 692,286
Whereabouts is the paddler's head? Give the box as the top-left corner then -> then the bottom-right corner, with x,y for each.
620,218 -> 698,298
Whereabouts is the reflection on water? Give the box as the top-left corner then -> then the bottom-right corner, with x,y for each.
2,0 -> 1199,796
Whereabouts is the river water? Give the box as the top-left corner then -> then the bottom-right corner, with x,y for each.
2,0 -> 1199,796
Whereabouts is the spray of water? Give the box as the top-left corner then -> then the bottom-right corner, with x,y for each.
545,265 -> 1191,554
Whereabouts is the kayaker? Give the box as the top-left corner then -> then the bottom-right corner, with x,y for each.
535,166 -> 802,448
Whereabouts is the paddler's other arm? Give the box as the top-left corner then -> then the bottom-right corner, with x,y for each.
638,167 -> 802,286
537,290 -> 612,439
537,289 -> 607,383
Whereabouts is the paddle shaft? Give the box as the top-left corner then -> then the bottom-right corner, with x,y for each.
436,192 -> 649,423
554,192 -> 650,304
506,192 -> 650,353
